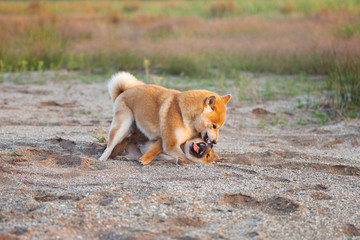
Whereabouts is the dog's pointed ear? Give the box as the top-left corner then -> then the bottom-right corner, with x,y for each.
204,95 -> 216,110
221,94 -> 231,104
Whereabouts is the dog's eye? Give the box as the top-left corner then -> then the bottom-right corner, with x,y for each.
206,154 -> 210,158
213,124 -> 217,129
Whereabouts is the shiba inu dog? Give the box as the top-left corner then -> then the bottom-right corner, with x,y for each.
109,128 -> 218,164
99,72 -> 230,164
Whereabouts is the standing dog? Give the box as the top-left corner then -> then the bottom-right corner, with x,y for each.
99,72 -> 231,164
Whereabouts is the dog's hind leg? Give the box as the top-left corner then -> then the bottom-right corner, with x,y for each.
99,107 -> 133,161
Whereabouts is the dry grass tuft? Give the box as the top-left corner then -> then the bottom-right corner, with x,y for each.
109,11 -> 122,24
209,1 -> 236,17
281,3 -> 297,14
122,1 -> 141,13
27,0 -> 41,13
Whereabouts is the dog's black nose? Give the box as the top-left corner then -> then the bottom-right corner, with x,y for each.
211,140 -> 217,144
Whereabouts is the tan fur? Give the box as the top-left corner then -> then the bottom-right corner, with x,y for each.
111,130 -> 219,164
139,139 -> 163,165
99,72 -> 230,162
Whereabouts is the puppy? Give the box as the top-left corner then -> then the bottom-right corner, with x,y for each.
99,72 -> 230,164
110,128 -> 218,164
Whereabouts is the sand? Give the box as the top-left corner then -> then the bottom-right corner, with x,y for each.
0,75 -> 359,239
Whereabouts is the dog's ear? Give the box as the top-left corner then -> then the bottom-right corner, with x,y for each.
213,153 -> 219,162
205,96 -> 216,110
207,152 -> 219,163
221,94 -> 231,104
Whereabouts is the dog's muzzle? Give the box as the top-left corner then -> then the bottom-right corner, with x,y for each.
203,133 -> 217,144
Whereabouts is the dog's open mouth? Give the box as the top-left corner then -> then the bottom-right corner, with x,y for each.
190,142 -> 209,158
203,133 -> 209,143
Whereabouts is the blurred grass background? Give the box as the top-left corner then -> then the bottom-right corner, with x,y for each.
0,0 -> 359,113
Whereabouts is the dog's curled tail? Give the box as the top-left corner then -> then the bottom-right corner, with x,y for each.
108,72 -> 144,102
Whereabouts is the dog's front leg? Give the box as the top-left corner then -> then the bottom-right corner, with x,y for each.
163,140 -> 188,165
140,139 -> 162,165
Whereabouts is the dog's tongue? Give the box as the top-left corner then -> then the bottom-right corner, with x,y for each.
193,142 -> 200,153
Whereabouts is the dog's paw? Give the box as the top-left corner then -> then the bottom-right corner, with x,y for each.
175,157 -> 186,165
140,156 -> 152,165
180,157 -> 186,164
98,155 -> 108,161
99,149 -> 112,161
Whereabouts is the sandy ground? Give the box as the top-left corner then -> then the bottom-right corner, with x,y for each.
0,74 -> 360,239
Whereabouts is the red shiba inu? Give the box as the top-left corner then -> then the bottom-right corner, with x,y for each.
99,72 -> 230,164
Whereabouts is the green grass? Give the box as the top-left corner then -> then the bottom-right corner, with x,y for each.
93,135 -> 105,143
335,22 -> 360,38
257,120 -> 267,129
235,74 -> 325,101
153,55 -> 202,77
2,70 -> 110,86
11,0 -> 356,18
327,59 -> 360,113
314,111 -> 328,124
297,119 -> 308,126
13,77 -> 47,85
9,152 -> 23,157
